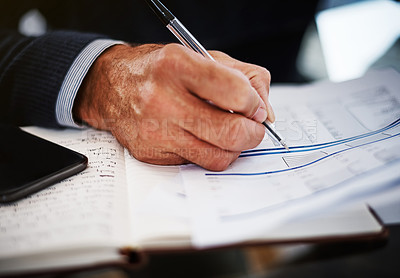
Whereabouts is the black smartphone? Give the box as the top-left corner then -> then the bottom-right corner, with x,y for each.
0,124 -> 88,203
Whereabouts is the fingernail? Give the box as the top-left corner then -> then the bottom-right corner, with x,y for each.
252,106 -> 268,123
267,101 -> 276,123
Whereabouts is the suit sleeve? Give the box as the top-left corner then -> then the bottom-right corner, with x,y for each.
0,30 -> 106,127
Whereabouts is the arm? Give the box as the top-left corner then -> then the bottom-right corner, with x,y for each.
0,31 -> 272,171
0,30 -> 106,127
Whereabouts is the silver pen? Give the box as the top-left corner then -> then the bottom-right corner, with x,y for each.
145,0 -> 289,151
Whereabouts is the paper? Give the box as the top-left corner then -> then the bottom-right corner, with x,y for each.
181,69 -> 400,247
123,151 -> 191,247
0,128 -> 131,259
365,186 -> 400,225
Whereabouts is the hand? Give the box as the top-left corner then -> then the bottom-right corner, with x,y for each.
73,43 -> 273,171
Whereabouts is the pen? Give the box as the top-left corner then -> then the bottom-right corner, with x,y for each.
144,0 -> 290,151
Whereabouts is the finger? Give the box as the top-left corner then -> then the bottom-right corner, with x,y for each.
173,91 -> 266,152
173,130 -> 241,171
266,101 -> 275,123
131,148 -> 189,166
161,45 -> 266,121
111,122 -> 190,166
245,67 -> 275,123
112,114 -> 239,171
210,51 -> 276,122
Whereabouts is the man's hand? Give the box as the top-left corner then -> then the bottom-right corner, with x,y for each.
73,43 -> 273,171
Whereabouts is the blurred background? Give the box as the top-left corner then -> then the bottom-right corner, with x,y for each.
6,0 -> 400,84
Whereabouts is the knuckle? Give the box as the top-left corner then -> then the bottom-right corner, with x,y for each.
154,44 -> 186,73
208,50 -> 227,60
258,66 -> 271,80
209,50 -> 223,56
161,43 -> 182,57
253,66 -> 271,86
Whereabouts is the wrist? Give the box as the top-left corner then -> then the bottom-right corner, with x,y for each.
72,44 -> 130,129
54,39 -> 124,128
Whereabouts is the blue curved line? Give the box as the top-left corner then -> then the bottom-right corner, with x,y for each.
242,118 -> 400,154
206,132 -> 400,176
239,131 -> 390,158
239,118 -> 400,157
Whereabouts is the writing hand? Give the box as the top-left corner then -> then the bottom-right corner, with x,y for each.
73,43 -> 272,171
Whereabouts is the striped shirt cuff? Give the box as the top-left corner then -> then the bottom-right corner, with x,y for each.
56,39 -> 124,128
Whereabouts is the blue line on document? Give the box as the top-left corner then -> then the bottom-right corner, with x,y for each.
240,118 -> 400,157
206,131 -> 400,177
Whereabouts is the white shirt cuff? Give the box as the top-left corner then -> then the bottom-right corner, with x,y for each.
56,39 -> 124,128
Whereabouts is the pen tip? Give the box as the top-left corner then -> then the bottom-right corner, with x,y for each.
283,144 -> 290,151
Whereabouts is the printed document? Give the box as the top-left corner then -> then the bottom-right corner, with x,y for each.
181,69 -> 400,247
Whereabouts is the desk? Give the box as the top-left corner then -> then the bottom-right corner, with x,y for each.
58,224 -> 399,278
252,224 -> 399,278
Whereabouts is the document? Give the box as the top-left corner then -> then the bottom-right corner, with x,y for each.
181,68 -> 400,247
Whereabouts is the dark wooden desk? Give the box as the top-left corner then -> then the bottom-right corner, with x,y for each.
119,224 -> 399,278
256,224 -> 399,278
40,224 -> 398,278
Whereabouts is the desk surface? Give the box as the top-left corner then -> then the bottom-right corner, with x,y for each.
258,224 -> 399,278
58,224 -> 399,278
141,225 -> 399,278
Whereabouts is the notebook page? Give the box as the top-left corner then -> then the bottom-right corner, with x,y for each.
123,150 -> 191,248
0,128 -> 130,259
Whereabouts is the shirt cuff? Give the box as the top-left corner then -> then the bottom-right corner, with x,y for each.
56,39 -> 124,128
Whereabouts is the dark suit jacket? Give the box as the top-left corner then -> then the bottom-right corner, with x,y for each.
0,0 -> 318,127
